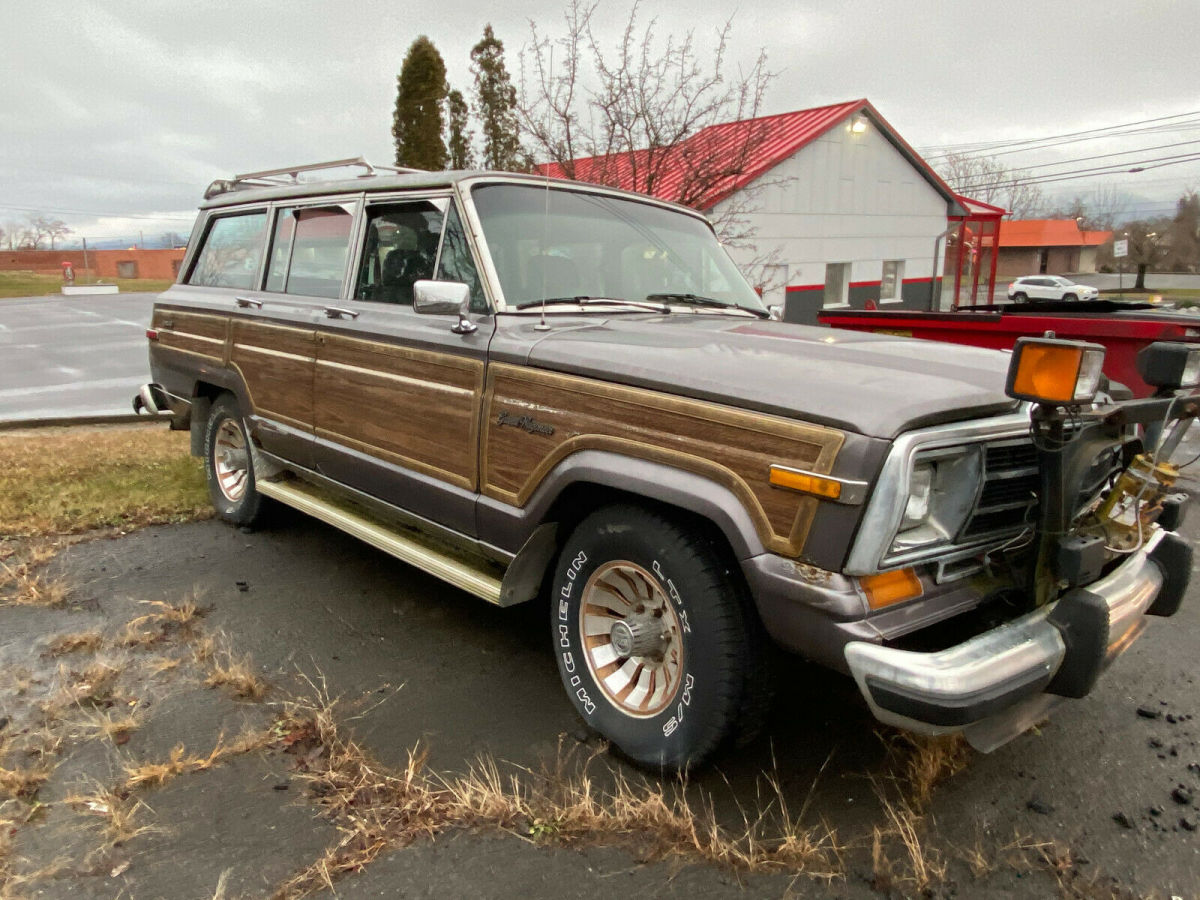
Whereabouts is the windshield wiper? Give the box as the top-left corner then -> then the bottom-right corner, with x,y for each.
514,296 -> 670,313
645,293 -> 769,319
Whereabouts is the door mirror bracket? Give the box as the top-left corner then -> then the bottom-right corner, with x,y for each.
414,280 -> 477,335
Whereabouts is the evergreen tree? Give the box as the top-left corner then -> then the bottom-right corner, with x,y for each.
446,89 -> 474,170
393,36 -> 449,170
471,24 -> 522,171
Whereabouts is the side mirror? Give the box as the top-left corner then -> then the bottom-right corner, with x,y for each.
767,304 -> 783,321
414,280 -> 476,334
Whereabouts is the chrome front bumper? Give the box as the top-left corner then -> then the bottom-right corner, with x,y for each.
844,528 -> 1187,751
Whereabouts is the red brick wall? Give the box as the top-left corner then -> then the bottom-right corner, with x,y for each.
0,248 -> 185,280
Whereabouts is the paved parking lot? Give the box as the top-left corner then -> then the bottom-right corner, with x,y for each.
0,292 -> 157,421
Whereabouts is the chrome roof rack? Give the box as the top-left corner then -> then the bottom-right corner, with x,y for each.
204,156 -> 424,199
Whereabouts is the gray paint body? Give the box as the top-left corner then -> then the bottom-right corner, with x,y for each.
507,312 -> 1016,439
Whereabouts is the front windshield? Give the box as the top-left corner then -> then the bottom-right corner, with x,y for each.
470,183 -> 765,313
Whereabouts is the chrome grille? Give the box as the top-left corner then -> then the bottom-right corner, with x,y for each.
960,437 -> 1039,540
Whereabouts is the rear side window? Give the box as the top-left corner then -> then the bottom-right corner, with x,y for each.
187,212 -> 268,289
265,206 -> 354,299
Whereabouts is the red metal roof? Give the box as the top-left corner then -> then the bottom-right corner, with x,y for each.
534,99 -> 960,212
997,219 -> 1112,248
954,194 -> 1007,218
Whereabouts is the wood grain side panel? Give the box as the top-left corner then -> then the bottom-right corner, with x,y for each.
482,364 -> 844,556
313,333 -> 485,489
153,310 -> 229,363
230,320 -> 316,429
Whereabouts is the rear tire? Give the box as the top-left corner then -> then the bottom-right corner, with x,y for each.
204,394 -> 266,527
1012,291 -> 1028,302
549,503 -> 768,770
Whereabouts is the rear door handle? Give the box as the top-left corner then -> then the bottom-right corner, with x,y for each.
235,296 -> 263,309
324,306 -> 359,320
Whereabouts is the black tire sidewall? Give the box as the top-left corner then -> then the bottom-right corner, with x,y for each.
1013,292 -> 1027,302
204,395 -> 261,526
550,506 -> 745,768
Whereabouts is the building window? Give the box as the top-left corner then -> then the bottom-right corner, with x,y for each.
823,263 -> 849,307
881,260 -> 904,302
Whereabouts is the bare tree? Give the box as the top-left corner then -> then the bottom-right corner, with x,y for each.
517,0 -> 775,235
1165,190 -> 1199,273
1047,185 -> 1129,231
45,218 -> 72,250
935,151 -> 1044,219
22,214 -> 50,249
1119,219 -> 1171,289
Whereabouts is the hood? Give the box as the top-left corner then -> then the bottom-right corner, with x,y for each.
520,315 -> 1018,438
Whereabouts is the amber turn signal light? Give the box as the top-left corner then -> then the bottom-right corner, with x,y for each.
860,568 -> 923,610
768,465 -> 842,500
1005,337 -> 1105,405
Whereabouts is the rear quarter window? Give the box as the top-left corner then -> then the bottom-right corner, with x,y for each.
187,211 -> 269,289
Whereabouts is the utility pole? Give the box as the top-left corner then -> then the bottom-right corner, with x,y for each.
82,237 -> 89,277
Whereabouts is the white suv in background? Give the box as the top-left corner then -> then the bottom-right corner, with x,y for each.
1007,275 -> 1100,302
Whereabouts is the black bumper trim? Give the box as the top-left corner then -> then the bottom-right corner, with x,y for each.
1147,531 -> 1191,617
865,666 -> 1054,728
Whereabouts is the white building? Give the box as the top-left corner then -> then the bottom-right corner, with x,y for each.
541,99 -> 978,324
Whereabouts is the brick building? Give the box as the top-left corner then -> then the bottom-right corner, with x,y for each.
0,247 -> 186,281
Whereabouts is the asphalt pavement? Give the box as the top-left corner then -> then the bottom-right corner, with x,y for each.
0,291 -> 157,421
4,430 -> 1196,897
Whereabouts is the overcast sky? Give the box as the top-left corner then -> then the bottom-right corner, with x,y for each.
2,0 -> 1197,244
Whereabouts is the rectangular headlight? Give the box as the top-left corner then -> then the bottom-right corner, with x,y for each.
888,446 -> 982,558
1136,342 -> 1200,390
1005,337 -> 1106,405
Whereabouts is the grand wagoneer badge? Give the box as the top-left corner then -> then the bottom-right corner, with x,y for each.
496,410 -> 555,436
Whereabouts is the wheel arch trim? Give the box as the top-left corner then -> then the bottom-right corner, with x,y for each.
520,449 -> 766,561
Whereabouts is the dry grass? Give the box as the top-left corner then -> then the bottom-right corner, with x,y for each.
887,732 -> 971,811
44,630 -> 104,656
204,647 -> 268,700
66,707 -> 141,745
0,425 -> 209,539
0,764 -> 51,802
121,731 -> 270,792
58,660 -> 123,708
191,633 -> 217,664
118,597 -> 204,648
64,781 -> 160,844
863,732 -> 971,893
869,792 -> 947,894
1,565 -> 70,609
268,687 -> 841,899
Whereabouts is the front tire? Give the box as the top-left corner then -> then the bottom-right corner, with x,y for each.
1063,292 -> 1077,302
549,504 -> 766,769
204,394 -> 266,527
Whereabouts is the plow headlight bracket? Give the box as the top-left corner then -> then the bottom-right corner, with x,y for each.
1005,337 -> 1106,405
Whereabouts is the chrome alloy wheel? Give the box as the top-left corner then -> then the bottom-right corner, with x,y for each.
579,560 -> 684,718
213,418 -> 250,503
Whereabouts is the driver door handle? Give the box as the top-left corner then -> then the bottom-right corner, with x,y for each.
235,296 -> 263,309
324,306 -> 360,320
